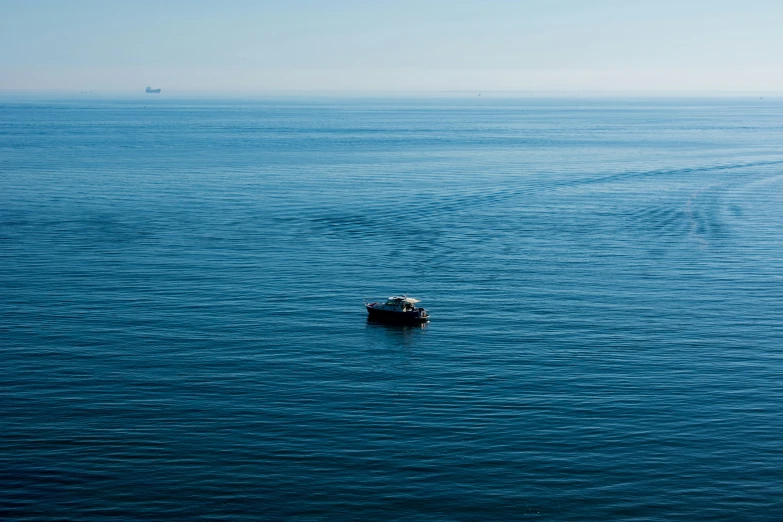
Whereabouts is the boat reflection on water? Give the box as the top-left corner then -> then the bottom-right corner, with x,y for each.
366,316 -> 428,349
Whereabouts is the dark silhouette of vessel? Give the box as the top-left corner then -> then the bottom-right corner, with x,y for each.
364,295 -> 430,323
145,86 -> 161,93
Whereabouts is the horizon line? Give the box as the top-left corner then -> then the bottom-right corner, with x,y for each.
2,88 -> 782,97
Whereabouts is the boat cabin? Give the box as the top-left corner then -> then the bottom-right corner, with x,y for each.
364,294 -> 429,322
384,296 -> 421,311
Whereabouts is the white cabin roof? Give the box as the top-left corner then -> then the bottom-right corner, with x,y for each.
388,296 -> 421,303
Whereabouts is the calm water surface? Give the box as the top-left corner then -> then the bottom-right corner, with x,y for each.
2,96 -> 783,520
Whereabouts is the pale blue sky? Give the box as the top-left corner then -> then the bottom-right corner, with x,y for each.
2,0 -> 782,92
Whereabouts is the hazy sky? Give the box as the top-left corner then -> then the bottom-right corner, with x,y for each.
2,0 -> 783,92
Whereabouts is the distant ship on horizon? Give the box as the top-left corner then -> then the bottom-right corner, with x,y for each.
145,86 -> 161,94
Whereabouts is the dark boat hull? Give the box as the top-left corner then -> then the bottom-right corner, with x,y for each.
365,305 -> 429,323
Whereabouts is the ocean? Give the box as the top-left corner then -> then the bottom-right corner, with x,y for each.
2,95 -> 783,520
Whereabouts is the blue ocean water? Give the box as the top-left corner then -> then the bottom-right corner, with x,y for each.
2,95 -> 783,520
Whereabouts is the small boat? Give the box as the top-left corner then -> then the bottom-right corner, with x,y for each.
364,295 -> 430,322
145,86 -> 161,93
